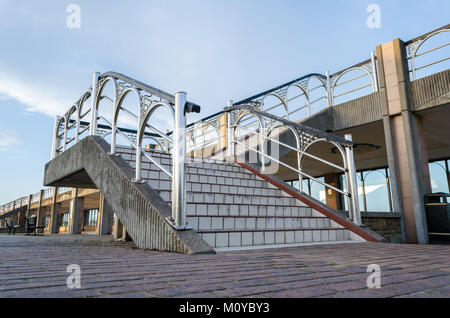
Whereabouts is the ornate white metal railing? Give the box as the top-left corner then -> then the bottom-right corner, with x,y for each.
51,72 -> 200,230
180,52 -> 379,155
31,192 -> 40,203
233,52 -> 379,122
407,25 -> 450,81
0,196 -> 28,215
224,104 -> 362,225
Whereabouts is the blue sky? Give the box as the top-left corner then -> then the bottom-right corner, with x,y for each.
0,0 -> 449,203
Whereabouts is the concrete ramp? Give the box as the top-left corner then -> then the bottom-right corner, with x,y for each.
43,136 -> 214,254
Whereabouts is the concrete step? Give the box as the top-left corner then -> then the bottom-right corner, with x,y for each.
158,191 -> 305,207
198,228 -> 351,248
112,146 -> 361,250
187,215 -> 333,231
184,203 -> 315,217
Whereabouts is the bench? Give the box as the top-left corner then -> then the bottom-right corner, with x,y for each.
26,216 -> 46,236
6,218 -> 20,235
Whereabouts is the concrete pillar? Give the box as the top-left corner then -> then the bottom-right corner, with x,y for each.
49,188 -> 60,234
324,173 -> 343,211
113,217 -> 131,241
36,190 -> 45,228
18,209 -> 26,227
113,216 -> 124,240
68,189 -> 84,234
98,194 -> 113,235
377,38 -> 431,244
26,194 -> 32,218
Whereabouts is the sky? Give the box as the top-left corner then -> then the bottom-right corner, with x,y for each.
0,0 -> 449,204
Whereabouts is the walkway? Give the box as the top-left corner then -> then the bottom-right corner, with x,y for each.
0,235 -> 449,298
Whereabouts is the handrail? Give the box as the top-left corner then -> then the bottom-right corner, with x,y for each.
224,104 -> 362,226
407,26 -> 449,80
225,104 -> 353,147
51,72 -> 199,230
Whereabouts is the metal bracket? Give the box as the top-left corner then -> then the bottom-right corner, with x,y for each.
165,217 -> 193,231
131,178 -> 145,184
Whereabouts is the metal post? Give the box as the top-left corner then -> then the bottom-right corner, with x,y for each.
227,100 -> 235,161
50,115 -> 60,159
325,70 -> 332,107
62,117 -> 68,152
75,109 -> 80,143
110,94 -> 117,155
370,51 -> 379,92
135,101 -> 143,183
345,134 -> 362,226
361,172 -> 367,212
89,72 -> 100,136
169,91 -> 190,230
386,170 -> 393,213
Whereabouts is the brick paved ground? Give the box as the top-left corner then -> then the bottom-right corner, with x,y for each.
0,234 -> 449,298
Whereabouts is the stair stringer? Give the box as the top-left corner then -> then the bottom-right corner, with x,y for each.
43,136 -> 214,254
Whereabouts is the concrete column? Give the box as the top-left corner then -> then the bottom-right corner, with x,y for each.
68,189 -> 84,234
113,217 -> 131,241
18,209 -> 27,227
26,194 -> 32,218
98,194 -> 113,235
324,173 -> 343,211
49,188 -> 60,234
35,190 -> 45,228
377,38 -> 431,244
113,216 -> 124,240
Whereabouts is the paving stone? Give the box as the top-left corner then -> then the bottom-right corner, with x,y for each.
1,235 -> 450,298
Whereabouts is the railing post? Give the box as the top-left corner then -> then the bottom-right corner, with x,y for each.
89,72 -> 100,136
226,100 -> 235,161
135,103 -> 143,183
325,70 -> 332,107
371,51 -> 379,92
50,115 -> 60,160
62,117 -> 68,152
169,91 -> 189,230
345,134 -> 362,226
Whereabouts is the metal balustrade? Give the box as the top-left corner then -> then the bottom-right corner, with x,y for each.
31,192 -> 40,203
51,72 -> 200,230
0,196 -> 28,215
6,26 -> 444,228
407,25 -> 450,81
224,104 -> 362,226
234,53 -> 379,122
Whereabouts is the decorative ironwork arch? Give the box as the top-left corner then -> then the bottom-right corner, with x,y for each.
331,66 -> 376,102
409,28 -> 450,80
262,93 -> 289,119
285,83 -> 310,118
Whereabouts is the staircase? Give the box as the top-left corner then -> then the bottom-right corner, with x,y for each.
116,146 -> 360,250
44,71 -> 384,254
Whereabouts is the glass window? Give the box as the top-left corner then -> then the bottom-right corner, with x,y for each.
310,177 -> 326,203
60,213 -> 69,227
429,160 -> 449,193
84,209 -> 98,227
340,168 -> 393,213
362,169 -> 391,212
44,216 -> 50,228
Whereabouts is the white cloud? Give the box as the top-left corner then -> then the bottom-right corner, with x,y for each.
0,71 -> 71,116
0,129 -> 21,151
